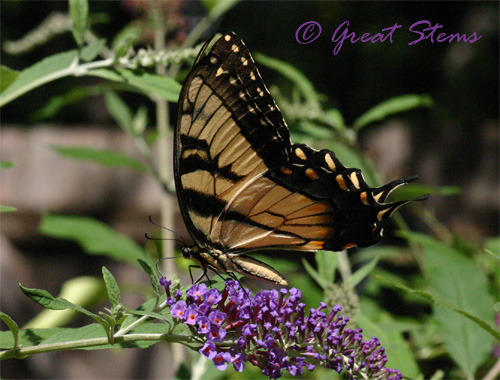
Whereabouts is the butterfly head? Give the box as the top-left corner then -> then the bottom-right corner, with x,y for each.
181,246 -> 192,259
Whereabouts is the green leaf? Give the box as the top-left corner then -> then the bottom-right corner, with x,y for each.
484,236 -> 499,256
298,120 -> 334,139
353,94 -> 433,131
202,0 -> 240,15
102,267 -> 121,308
39,213 -> 150,266
315,250 -> 338,283
0,312 -> 19,349
395,183 -> 460,200
0,50 -> 78,107
350,246 -> 402,265
19,284 -> 106,325
322,108 -> 345,131
80,39 -> 106,62
112,24 -> 141,52
349,256 -> 379,288
302,257 -> 329,290
0,328 -> 62,350
24,276 -> 104,329
69,0 -> 89,47
358,314 -> 420,378
89,68 -> 181,102
120,295 -> 168,331
122,307 -> 171,323
39,323 -> 105,345
0,65 -> 19,92
132,105 -> 148,135
51,145 -> 148,173
30,85 -> 106,121
104,91 -> 134,135
0,161 -> 15,169
255,52 -> 318,106
138,259 -> 161,296
0,205 -> 17,213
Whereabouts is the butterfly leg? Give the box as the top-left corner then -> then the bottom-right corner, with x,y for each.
189,265 -> 201,283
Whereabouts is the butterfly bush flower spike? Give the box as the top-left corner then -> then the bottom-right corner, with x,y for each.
160,277 -> 402,380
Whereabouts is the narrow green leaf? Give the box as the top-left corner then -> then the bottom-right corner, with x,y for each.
315,250 -> 337,283
19,284 -> 106,325
0,65 -> 19,92
302,257 -> 329,290
51,145 -> 148,173
321,108 -> 345,131
80,39 -> 106,62
123,307 -> 171,323
39,213 -> 150,266
69,0 -> 89,47
394,183 -> 460,200
0,50 -> 78,107
89,68 -> 181,102
132,105 -> 148,135
0,161 -> 15,169
358,314 -> 420,378
202,0 -> 240,16
30,85 -> 106,121
102,267 -> 121,308
120,295 -> 167,330
112,24 -> 141,52
138,259 -> 161,296
353,94 -> 433,131
0,312 -> 19,349
350,246 -> 402,265
0,205 -> 17,213
104,91 -> 134,135
24,276 -> 104,329
255,52 -> 318,106
298,120 -> 335,139
349,256 -> 380,288
484,236 -> 499,256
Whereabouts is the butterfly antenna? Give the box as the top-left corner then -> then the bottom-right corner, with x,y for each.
147,215 -> 187,246
155,256 -> 183,277
144,232 -> 185,246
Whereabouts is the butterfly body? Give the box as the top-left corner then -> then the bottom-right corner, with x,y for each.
182,245 -> 288,285
174,32 -> 423,285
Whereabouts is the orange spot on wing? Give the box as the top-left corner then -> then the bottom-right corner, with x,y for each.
305,168 -> 318,180
336,175 -> 348,190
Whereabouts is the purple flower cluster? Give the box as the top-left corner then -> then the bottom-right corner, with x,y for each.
160,277 -> 402,380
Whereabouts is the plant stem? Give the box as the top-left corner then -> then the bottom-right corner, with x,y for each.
152,5 -> 184,372
0,333 -> 194,360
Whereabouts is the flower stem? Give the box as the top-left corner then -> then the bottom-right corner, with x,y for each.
0,333 -> 194,360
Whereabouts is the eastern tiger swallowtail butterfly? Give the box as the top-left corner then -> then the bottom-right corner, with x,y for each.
175,32 -> 424,286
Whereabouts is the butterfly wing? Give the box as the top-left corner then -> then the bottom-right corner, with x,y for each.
175,32 -> 292,248
175,32 -> 420,260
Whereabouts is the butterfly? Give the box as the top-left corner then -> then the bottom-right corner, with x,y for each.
174,32 -> 424,286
